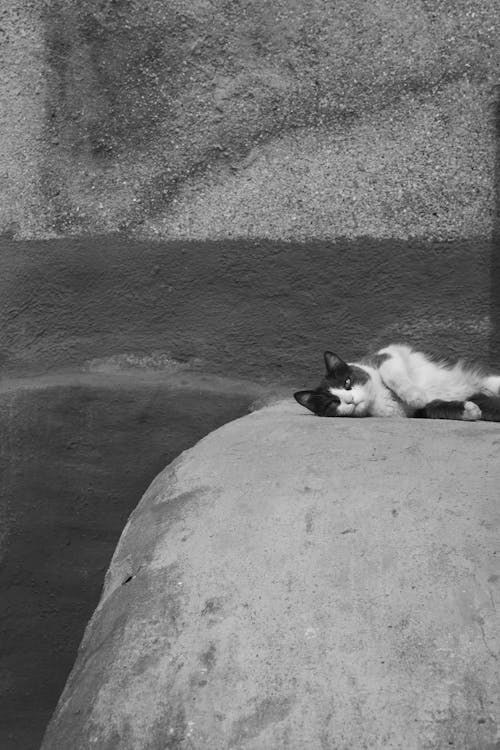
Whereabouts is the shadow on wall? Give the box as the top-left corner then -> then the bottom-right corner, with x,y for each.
0,378 -> 261,750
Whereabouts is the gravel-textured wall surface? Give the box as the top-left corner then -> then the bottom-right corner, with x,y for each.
1,0 -> 498,240
0,1 -> 46,237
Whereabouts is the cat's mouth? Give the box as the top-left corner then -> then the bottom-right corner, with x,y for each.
337,402 -> 356,416
339,400 -> 367,417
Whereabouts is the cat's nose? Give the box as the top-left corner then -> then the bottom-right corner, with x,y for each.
343,392 -> 353,404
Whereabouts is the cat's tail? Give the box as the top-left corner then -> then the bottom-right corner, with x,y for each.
484,375 -> 500,395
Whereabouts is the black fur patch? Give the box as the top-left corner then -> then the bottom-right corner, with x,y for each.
294,389 -> 340,417
414,394 -> 500,421
349,365 -> 370,385
414,400 -> 469,420
319,362 -> 370,391
294,352 -> 372,417
323,351 -> 350,380
469,393 -> 500,422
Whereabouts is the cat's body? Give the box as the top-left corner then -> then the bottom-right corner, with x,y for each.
294,344 -> 500,422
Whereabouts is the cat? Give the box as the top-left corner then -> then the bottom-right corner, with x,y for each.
294,344 -> 500,421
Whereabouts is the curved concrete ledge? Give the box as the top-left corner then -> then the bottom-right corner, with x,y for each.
42,401 -> 500,749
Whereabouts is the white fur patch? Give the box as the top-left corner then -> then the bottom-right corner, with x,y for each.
485,375 -> 500,395
376,344 -> 492,402
328,384 -> 371,417
462,401 -> 482,420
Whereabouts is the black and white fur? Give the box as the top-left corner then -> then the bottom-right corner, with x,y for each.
294,344 -> 500,421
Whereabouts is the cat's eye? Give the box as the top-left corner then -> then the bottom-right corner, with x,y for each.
344,378 -> 352,390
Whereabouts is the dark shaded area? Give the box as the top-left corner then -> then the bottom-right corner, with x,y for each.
0,236 -> 493,383
0,377 -> 259,750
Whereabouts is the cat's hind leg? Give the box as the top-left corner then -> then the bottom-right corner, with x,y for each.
377,358 -> 427,409
484,375 -> 500,395
469,393 -> 500,422
414,399 -> 482,421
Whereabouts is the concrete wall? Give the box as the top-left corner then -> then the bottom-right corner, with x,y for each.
2,0 -> 499,362
1,0 -> 498,243
0,236 -> 494,381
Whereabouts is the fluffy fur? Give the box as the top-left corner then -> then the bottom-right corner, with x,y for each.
294,344 -> 500,422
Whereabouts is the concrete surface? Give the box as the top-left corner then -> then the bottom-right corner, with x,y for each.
42,400 -> 500,750
1,1 -> 498,240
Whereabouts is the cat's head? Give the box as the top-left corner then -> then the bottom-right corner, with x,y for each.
294,351 -> 373,417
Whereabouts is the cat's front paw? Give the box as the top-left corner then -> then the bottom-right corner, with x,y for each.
402,387 -> 428,410
462,401 -> 482,421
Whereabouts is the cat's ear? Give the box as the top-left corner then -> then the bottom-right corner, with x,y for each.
294,390 -> 319,413
294,390 -> 340,416
324,351 -> 346,374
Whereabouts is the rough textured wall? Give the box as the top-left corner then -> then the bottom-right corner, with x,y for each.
1,0 -> 498,240
0,237 -> 492,379
0,1 -> 46,237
